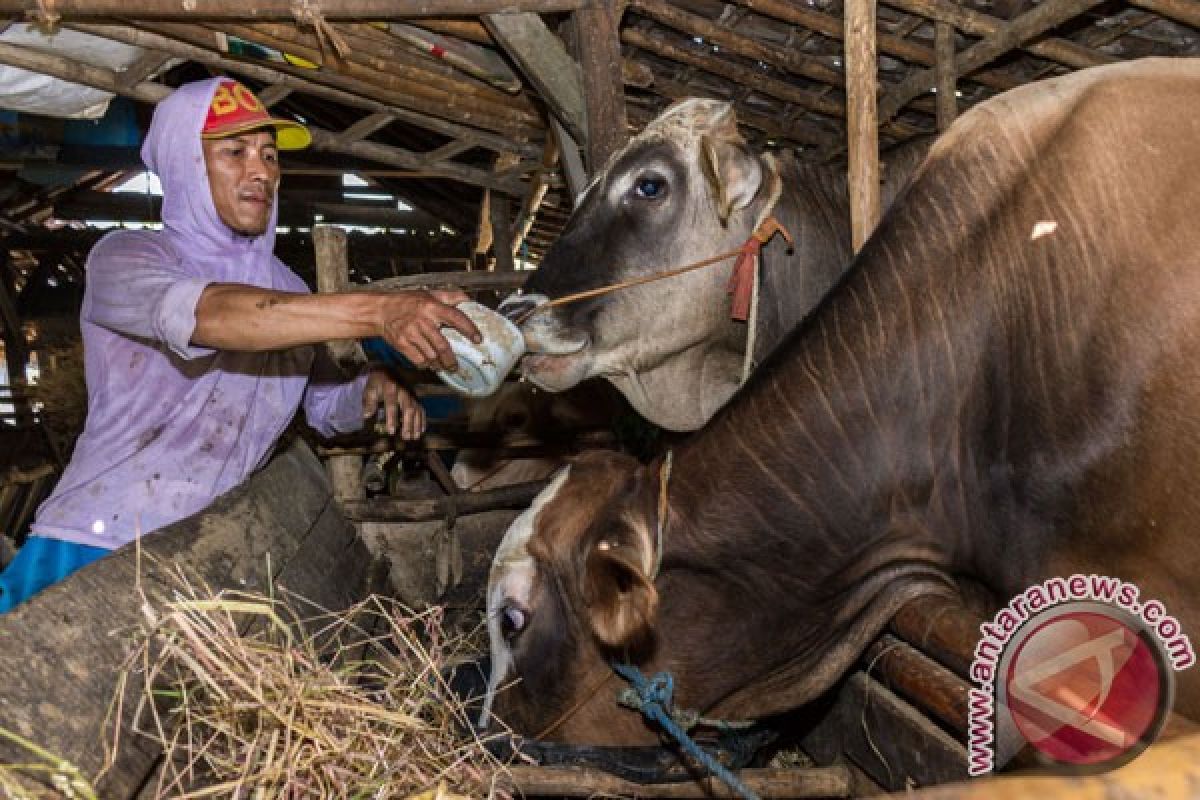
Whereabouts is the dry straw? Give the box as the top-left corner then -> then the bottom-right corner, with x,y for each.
97,566 -> 511,800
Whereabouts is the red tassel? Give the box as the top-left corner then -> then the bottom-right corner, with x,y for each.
726,240 -> 761,322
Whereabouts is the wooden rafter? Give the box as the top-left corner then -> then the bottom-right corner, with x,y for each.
0,0 -> 586,18
0,38 -> 527,194
879,0 -> 1109,121
70,23 -> 541,159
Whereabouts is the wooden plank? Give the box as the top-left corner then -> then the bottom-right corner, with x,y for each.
935,21 -> 957,131
358,271 -> 530,293
844,0 -> 879,252
501,765 -> 854,798
0,439 -> 375,798
882,0 -> 1115,70
878,0 -> 1108,122
114,49 -> 172,90
801,672 -> 969,791
484,11 -> 588,143
511,136 -> 559,258
0,0 -> 587,17
76,22 -> 540,158
573,0 -> 629,173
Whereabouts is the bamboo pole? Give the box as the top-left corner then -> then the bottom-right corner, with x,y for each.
219,23 -> 542,131
934,21 -> 957,130
0,38 -> 527,194
77,22 -> 541,154
0,0 -> 586,17
878,0 -> 1108,122
844,0 -> 879,253
882,0 -> 1115,69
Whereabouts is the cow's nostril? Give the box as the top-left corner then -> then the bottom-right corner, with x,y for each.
498,296 -> 539,323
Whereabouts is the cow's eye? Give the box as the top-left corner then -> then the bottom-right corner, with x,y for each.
634,176 -> 667,200
501,605 -> 528,640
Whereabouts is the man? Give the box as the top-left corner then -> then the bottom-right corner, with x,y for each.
0,77 -> 480,611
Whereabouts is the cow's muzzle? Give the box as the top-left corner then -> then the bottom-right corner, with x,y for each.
499,292 -> 589,356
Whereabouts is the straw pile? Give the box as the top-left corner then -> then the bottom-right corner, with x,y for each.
101,571 -> 510,800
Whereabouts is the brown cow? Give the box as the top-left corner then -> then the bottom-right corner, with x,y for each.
482,58 -> 1200,745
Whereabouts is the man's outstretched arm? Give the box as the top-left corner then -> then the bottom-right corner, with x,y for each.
193,285 -> 480,370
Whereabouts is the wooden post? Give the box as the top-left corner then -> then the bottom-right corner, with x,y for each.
313,224 -> 364,504
489,193 -> 516,272
935,22 -> 958,130
572,0 -> 628,174
844,0 -> 880,253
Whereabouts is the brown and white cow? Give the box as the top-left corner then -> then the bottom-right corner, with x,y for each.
500,99 -> 927,431
483,58 -> 1200,744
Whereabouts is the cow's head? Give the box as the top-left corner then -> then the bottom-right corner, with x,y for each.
500,100 -> 774,431
481,450 -> 666,744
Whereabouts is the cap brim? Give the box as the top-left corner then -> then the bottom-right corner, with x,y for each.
201,119 -> 312,151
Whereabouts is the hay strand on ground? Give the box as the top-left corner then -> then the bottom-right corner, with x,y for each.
102,567 -> 508,800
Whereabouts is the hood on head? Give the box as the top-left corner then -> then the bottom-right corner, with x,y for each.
140,78 -> 278,260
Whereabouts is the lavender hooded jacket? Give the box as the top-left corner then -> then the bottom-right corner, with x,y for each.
32,78 -> 367,549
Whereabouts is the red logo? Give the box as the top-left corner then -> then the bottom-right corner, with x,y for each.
1003,606 -> 1169,767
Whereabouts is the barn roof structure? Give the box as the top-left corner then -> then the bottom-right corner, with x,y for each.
0,0 -> 1196,363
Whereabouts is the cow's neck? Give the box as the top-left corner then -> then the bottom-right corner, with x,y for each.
655,177 -> 995,720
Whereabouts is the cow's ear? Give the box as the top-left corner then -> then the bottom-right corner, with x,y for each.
584,538 -> 659,650
700,131 -> 764,224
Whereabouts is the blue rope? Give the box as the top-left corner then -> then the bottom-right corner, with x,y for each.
611,663 -> 761,800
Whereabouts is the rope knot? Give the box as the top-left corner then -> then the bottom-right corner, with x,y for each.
726,215 -> 794,322
290,0 -> 350,62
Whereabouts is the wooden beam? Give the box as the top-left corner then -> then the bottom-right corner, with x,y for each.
416,138 -> 477,167
623,27 -> 926,138
332,112 -> 396,147
0,0 -> 586,17
550,116 -> 588,204
489,191 -> 516,271
500,766 -> 854,798
484,12 -> 588,143
222,22 -> 541,130
729,0 -> 1022,93
935,21 -> 957,130
255,82 -> 292,108
511,135 -> 558,258
648,71 -> 842,150
74,23 -> 540,158
573,0 -> 629,173
1127,0 -> 1200,29
631,0 -> 843,88
844,0 -> 879,253
882,0 -> 1115,69
0,37 -> 526,194
879,0 -> 1108,121
114,49 -> 172,90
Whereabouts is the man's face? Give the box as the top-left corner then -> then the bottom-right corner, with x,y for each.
202,129 -> 281,237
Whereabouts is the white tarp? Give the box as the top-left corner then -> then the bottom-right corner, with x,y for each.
0,26 -> 150,119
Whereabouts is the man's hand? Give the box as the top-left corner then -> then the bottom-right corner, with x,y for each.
363,368 -> 426,440
378,289 -> 481,371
